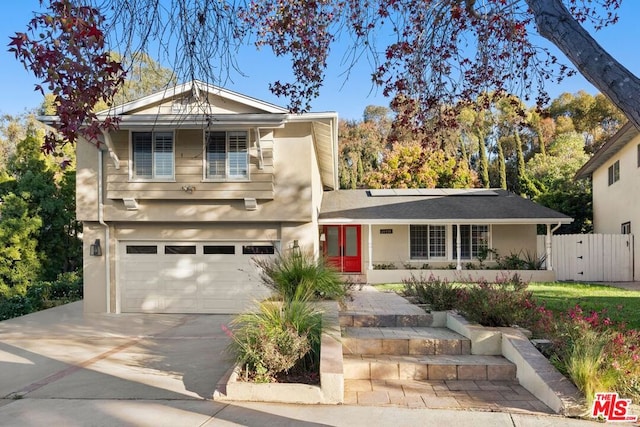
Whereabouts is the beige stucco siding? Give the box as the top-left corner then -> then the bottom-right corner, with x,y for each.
592,133 -> 640,279
360,223 -> 538,269
491,224 -> 537,258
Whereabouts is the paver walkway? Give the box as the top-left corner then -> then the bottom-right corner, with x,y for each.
340,285 -> 554,415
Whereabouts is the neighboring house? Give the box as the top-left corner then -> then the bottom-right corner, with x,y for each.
41,81 -> 572,314
575,122 -> 640,280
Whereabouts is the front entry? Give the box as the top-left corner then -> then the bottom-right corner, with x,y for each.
324,225 -> 362,273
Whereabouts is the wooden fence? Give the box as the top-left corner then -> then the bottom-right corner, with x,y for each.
537,234 -> 634,282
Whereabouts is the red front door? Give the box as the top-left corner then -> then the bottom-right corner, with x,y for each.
324,225 -> 361,273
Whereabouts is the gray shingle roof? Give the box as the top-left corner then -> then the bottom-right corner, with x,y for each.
319,189 -> 573,224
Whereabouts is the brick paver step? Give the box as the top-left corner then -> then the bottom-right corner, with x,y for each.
343,354 -> 516,382
342,326 -> 471,356
339,313 -> 434,328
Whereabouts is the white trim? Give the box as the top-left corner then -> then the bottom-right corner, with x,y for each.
318,218 -> 573,225
98,80 -> 289,116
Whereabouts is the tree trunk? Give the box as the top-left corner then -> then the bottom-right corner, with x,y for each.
476,130 -> 490,188
497,138 -> 507,189
527,0 -> 640,130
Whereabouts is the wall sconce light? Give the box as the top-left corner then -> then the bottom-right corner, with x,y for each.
292,239 -> 299,249
90,239 -> 102,257
319,233 -> 326,242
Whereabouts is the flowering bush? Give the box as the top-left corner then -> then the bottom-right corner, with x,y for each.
456,274 -> 533,327
525,303 -> 640,403
402,274 -> 461,311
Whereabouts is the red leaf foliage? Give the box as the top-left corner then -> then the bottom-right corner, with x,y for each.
8,0 -> 125,151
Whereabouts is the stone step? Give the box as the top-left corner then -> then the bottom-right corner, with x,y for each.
339,313 -> 434,328
343,354 -> 516,382
342,327 -> 471,356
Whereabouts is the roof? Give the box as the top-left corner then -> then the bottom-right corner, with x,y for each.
575,122 -> 639,179
319,189 -> 573,225
97,80 -> 289,115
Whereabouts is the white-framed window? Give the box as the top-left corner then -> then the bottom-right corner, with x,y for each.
452,225 -> 489,260
410,225 -> 446,259
608,160 -> 620,186
205,130 -> 249,180
131,131 -> 174,180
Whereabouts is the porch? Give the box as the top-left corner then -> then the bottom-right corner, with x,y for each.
318,189 -> 573,284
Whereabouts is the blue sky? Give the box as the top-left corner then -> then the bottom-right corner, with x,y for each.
2,1 -> 639,120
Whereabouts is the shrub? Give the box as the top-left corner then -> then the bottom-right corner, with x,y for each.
457,273 -> 532,327
226,296 -> 323,383
402,274 -> 460,311
0,295 -> 34,321
254,249 -> 345,302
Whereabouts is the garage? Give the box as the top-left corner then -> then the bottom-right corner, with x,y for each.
118,241 -> 277,313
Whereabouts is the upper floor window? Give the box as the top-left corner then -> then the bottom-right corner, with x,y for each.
131,131 -> 174,180
205,131 -> 248,180
608,160 -> 620,186
453,225 -> 489,260
410,225 -> 446,259
637,144 -> 640,168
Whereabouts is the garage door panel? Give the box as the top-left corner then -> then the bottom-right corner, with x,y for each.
120,240 -> 276,314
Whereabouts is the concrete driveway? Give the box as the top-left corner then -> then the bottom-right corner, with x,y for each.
0,302 -> 607,427
0,301 -> 239,425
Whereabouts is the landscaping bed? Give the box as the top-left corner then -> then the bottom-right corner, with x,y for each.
375,276 -> 640,411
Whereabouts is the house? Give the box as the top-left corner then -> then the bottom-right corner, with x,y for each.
42,81 -> 572,314
575,122 -> 640,280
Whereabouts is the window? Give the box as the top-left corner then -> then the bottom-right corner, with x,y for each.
608,160 -> 620,185
637,144 -> 640,168
126,245 -> 158,254
203,245 -> 235,254
205,131 -> 248,180
164,245 -> 197,254
453,225 -> 489,260
242,245 -> 275,255
410,225 -> 446,259
131,131 -> 174,180
622,222 -> 631,235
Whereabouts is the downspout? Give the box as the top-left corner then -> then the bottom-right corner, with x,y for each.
546,222 -> 562,271
98,149 -> 111,313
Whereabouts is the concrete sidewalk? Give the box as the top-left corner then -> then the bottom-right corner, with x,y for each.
0,302 -> 615,426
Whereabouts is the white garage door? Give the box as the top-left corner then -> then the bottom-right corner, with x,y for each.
119,241 -> 276,313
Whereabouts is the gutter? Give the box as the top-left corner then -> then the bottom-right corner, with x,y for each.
97,149 -> 111,313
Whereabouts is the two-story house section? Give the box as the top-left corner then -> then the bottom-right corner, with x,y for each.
576,122 -> 640,280
42,81 -> 574,315
42,81 -> 338,314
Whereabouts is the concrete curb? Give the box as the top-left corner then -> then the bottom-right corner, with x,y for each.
214,301 -> 344,404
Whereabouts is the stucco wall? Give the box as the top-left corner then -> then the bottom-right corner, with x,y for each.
592,132 -> 640,280
360,223 -> 538,269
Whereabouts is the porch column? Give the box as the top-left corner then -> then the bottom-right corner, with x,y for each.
456,224 -> 462,270
546,224 -> 553,271
368,224 -> 373,270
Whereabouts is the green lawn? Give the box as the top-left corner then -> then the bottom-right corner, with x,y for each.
528,282 -> 640,329
373,282 -> 640,329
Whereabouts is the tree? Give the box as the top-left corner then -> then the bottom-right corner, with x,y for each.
549,91 -> 625,151
9,0 -> 640,150
526,132 -> 592,233
0,194 -> 42,298
365,142 -> 474,189
3,131 -> 81,280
